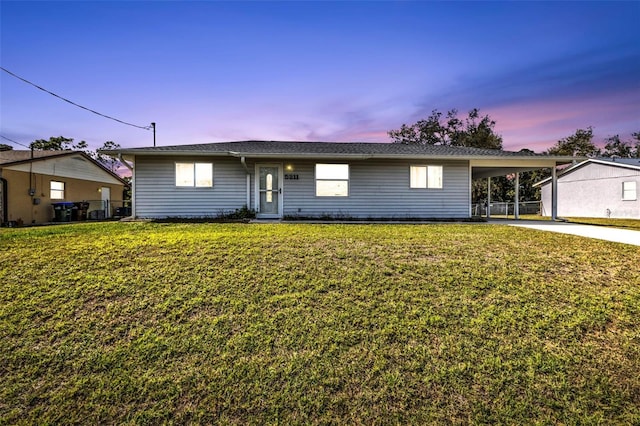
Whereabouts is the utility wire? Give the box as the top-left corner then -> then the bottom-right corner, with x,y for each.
1,67 -> 152,130
0,134 -> 31,149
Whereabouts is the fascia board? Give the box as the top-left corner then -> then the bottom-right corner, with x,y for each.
101,149 -> 580,164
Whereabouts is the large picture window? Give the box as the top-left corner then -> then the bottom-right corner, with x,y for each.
175,162 -> 213,187
410,165 -> 443,189
50,181 -> 65,199
316,163 -> 349,196
622,181 -> 637,201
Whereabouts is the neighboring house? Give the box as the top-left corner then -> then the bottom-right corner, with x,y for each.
103,141 -> 575,220
0,150 -> 127,225
535,158 -> 640,219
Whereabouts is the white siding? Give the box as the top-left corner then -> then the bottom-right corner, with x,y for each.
134,156 -> 248,218
540,162 -> 640,218
248,158 -> 470,219
134,156 -> 471,219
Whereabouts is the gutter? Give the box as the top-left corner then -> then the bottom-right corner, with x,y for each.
105,149 -> 578,163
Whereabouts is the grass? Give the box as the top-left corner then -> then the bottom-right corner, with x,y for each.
495,214 -> 640,230
1,222 -> 639,424
563,217 -> 640,230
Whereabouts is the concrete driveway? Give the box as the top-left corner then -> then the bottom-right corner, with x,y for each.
498,220 -> 640,246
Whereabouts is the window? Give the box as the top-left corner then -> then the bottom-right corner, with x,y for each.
410,165 -> 443,189
175,162 -> 213,187
50,181 -> 65,199
316,163 -> 349,196
622,181 -> 637,201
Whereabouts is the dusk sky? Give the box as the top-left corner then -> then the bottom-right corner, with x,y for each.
1,1 -> 639,153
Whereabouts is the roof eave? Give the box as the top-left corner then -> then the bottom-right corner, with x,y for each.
101,149 -> 579,163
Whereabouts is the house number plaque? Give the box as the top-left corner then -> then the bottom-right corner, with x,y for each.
284,174 -> 299,180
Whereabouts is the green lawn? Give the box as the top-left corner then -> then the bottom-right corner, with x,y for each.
563,217 -> 640,230
1,222 -> 639,424
504,214 -> 640,230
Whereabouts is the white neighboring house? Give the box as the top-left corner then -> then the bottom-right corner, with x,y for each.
535,158 -> 640,219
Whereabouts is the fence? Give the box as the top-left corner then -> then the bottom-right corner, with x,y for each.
52,199 -> 131,222
86,199 -> 131,220
472,200 -> 541,218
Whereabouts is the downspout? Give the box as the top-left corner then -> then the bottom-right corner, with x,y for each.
240,157 -> 250,208
118,154 -> 135,217
118,153 -> 133,173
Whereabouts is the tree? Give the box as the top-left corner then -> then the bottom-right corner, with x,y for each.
29,136 -> 88,151
388,110 -> 448,145
602,133 -> 640,158
451,109 -> 503,149
29,136 -> 124,173
388,108 -> 503,150
545,127 -> 600,157
96,141 -> 122,172
0,143 -> 13,151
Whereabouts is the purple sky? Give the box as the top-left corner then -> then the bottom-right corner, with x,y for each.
1,1 -> 639,153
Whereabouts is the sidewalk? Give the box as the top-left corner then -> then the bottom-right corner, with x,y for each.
496,220 -> 640,246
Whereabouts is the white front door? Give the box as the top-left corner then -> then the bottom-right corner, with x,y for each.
101,187 -> 111,218
255,164 -> 283,219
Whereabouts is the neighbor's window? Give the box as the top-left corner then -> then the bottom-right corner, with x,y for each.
316,163 -> 349,196
175,162 -> 213,187
410,165 -> 443,189
50,181 -> 65,199
622,181 -> 637,201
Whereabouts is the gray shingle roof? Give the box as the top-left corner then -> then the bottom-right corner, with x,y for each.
106,140 -> 576,161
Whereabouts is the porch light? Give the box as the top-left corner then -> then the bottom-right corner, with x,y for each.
285,164 -> 294,172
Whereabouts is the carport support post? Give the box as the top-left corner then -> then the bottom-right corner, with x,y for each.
514,173 -> 520,220
486,177 -> 491,219
551,166 -> 558,221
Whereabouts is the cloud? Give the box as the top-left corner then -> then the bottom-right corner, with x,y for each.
392,43 -> 640,151
416,43 -> 639,111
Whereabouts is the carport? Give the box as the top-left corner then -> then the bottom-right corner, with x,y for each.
471,157 -> 581,220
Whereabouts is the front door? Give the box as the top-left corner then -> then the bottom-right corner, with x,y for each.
256,164 -> 282,218
101,187 -> 111,219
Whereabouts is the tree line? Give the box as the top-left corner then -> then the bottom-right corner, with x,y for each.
389,108 -> 639,203
2,111 -> 637,203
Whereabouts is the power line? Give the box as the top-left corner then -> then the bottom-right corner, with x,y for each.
1,66 -> 153,131
0,134 -> 31,149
